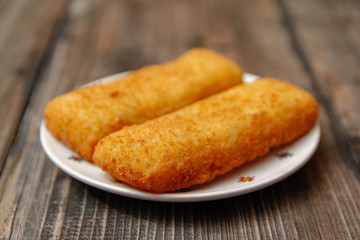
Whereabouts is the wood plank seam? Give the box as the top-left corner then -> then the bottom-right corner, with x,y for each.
276,0 -> 360,177
0,1 -> 71,176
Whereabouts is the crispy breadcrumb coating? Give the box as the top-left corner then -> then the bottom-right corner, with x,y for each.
93,78 -> 319,193
44,48 -> 243,161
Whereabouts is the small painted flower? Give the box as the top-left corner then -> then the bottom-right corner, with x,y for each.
276,152 -> 293,159
68,155 -> 83,162
239,176 -> 255,183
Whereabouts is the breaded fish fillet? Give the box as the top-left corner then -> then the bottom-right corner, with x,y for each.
44,48 -> 243,162
93,78 -> 319,193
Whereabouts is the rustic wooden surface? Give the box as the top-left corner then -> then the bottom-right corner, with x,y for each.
0,0 -> 359,239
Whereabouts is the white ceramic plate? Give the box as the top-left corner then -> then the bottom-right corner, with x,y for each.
40,73 -> 320,202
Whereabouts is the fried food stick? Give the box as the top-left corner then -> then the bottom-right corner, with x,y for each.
44,48 -> 243,162
93,78 -> 319,193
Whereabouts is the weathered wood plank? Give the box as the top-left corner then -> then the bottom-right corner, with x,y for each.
0,0 -> 69,174
57,179 -> 86,239
278,0 -> 360,168
0,0 -> 69,239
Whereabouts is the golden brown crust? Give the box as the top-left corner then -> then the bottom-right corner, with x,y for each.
93,78 -> 319,193
44,48 -> 243,161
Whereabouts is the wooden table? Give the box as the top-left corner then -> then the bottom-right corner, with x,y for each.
1,0 -> 359,239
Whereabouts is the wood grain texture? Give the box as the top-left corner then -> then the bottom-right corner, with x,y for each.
0,0 -> 69,173
0,0 -> 359,239
279,0 -> 360,173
